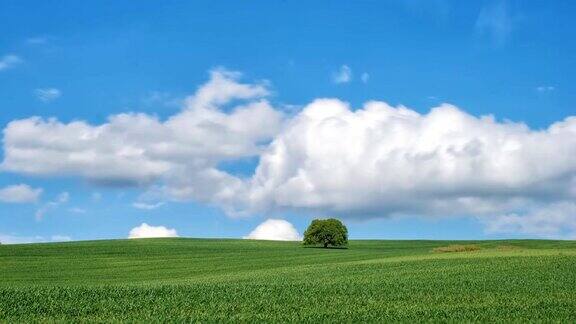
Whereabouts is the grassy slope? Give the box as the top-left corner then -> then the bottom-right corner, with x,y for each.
1,239 -> 575,322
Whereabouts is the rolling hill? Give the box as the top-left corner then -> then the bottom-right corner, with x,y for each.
1,239 -> 575,321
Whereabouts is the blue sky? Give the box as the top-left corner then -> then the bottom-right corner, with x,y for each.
1,0 -> 575,243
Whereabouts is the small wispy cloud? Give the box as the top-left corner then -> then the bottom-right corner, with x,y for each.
51,235 -> 72,242
35,192 -> 70,221
34,88 -> 62,102
133,202 -> 165,210
0,184 -> 42,203
91,192 -> 102,202
361,72 -> 370,84
332,65 -> 352,84
57,192 -> 69,203
68,207 -> 86,214
142,91 -> 182,107
0,233 -> 72,244
536,85 -> 555,93
0,54 -> 22,71
475,1 -> 514,47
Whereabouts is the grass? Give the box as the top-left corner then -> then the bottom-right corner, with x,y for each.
1,239 -> 575,322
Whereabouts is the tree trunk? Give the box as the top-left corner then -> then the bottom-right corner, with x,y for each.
324,242 -> 328,248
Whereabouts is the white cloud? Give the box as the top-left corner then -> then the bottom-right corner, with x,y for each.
243,99 -> 576,224
51,235 -> 72,242
3,68 -> 576,238
475,1 -> 514,46
190,68 -> 270,108
361,72 -> 370,84
132,202 -> 164,210
56,192 -> 69,203
0,54 -> 22,71
0,234 -> 42,244
482,202 -> 576,239
536,85 -> 555,93
128,223 -> 179,239
2,69 -> 283,205
244,219 -> 301,241
142,91 -> 182,107
0,184 -> 42,203
0,233 -> 71,244
332,65 -> 352,84
91,192 -> 102,202
34,88 -> 62,102
35,191 -> 69,220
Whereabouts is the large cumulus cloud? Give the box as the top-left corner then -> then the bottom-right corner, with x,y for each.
246,99 -> 576,220
1,69 -> 282,204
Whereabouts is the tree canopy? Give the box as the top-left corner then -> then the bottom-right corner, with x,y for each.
303,218 -> 348,248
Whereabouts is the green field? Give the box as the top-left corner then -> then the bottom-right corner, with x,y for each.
1,239 -> 575,322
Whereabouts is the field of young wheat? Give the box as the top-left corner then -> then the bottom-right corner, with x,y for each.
1,239 -> 575,321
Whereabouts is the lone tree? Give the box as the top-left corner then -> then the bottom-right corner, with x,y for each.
303,218 -> 348,248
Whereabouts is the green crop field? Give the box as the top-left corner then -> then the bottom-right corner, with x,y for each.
1,239 -> 575,322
